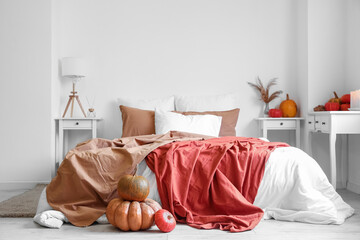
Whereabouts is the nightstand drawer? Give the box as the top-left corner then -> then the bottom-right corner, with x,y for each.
307,116 -> 315,131
62,120 -> 92,128
320,116 -> 330,133
264,120 -> 296,129
314,116 -> 330,133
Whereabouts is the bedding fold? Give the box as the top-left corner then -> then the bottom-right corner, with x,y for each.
46,131 -> 208,227
146,136 -> 289,232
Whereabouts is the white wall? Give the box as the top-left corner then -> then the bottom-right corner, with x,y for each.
345,0 -> 360,193
54,0 -> 299,151
1,0 -> 359,191
296,0 -> 308,151
53,0 -> 360,190
308,0 -> 346,110
0,0 -> 52,187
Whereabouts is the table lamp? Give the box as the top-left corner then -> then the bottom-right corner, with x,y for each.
61,57 -> 87,118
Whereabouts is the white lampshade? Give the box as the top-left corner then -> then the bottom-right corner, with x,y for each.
61,57 -> 87,78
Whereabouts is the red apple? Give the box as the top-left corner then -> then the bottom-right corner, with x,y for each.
341,104 -> 350,111
155,209 -> 176,233
325,102 -> 340,111
340,94 -> 350,104
268,109 -> 282,118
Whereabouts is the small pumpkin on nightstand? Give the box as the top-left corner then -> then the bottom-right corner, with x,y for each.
280,94 -> 297,117
268,109 -> 282,118
340,94 -> 350,104
328,91 -> 341,104
340,93 -> 350,111
325,102 -> 340,111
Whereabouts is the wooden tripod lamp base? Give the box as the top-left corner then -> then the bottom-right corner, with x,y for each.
62,82 -> 86,118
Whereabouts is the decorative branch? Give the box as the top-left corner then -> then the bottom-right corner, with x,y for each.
247,77 -> 283,103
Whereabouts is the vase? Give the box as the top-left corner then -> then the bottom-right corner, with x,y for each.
263,103 -> 269,116
87,108 -> 96,118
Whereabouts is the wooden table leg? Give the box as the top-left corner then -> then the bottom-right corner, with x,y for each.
70,96 -> 75,117
76,96 -> 87,118
329,132 -> 337,188
62,97 -> 72,118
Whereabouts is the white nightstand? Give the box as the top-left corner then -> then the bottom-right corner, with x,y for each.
55,118 -> 102,169
256,117 -> 304,148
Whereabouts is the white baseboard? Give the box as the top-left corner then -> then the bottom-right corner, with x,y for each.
347,181 -> 360,194
336,181 -> 346,189
0,181 -> 50,190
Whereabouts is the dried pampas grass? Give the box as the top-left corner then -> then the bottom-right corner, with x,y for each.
248,76 -> 283,103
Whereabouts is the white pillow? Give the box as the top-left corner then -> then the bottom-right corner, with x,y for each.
175,93 -> 239,111
117,96 -> 175,111
155,110 -> 222,137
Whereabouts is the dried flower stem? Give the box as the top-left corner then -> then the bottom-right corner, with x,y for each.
248,76 -> 283,103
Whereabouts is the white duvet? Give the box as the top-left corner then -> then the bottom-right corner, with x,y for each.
34,147 -> 354,228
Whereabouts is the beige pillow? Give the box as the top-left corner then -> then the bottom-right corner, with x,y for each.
120,105 -> 240,137
174,109 -> 240,136
120,105 -> 155,137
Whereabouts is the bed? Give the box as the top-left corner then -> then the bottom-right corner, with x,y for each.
33,93 -> 354,232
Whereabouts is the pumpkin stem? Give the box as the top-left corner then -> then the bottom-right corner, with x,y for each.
333,91 -> 339,99
286,94 -> 289,100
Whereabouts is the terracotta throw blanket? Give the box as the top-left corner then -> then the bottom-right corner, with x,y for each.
47,131 -> 207,227
146,137 -> 289,232
47,132 -> 288,231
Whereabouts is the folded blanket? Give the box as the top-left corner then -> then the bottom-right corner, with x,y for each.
46,131 -> 207,227
146,136 -> 289,232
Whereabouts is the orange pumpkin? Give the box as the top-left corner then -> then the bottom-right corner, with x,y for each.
280,94 -> 297,117
106,198 -> 162,231
328,91 -> 341,104
118,175 -> 150,202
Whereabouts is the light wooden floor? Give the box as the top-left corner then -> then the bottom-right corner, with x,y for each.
0,189 -> 359,240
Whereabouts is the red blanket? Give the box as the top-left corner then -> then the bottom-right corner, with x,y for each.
146,137 -> 289,232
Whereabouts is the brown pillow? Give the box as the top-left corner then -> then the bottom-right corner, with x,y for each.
120,105 -> 240,137
174,109 -> 240,137
120,105 -> 155,137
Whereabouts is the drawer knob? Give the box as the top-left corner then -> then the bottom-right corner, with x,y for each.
280,122 -> 283,126
76,122 -> 79,125
308,121 -> 312,124
315,121 -> 319,123
322,122 -> 325,125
